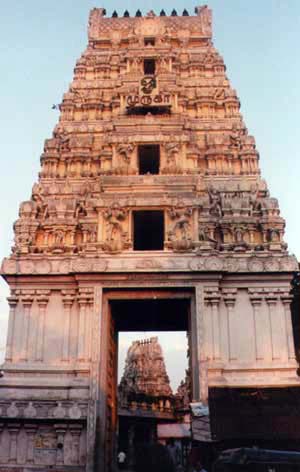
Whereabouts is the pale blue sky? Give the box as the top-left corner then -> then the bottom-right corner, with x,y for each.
0,2 -> 299,382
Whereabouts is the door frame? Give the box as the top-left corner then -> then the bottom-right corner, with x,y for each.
98,287 -> 200,471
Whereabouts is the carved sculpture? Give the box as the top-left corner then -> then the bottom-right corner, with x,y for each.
103,202 -> 128,253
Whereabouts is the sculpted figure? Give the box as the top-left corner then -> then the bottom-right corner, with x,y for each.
165,143 -> 179,165
208,186 -> 222,217
54,230 -> 64,247
269,228 -> 280,243
199,225 -> 217,245
169,202 -> 192,241
117,144 -> 134,164
74,200 -> 87,219
87,226 -> 97,243
104,203 -> 126,242
54,130 -> 70,152
229,123 -> 245,149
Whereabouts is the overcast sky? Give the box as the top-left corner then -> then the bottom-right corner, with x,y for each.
0,1 -> 299,383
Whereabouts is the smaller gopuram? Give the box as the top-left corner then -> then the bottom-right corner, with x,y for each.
118,338 -> 176,456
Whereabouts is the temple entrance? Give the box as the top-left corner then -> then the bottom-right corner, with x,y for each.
99,289 -> 197,472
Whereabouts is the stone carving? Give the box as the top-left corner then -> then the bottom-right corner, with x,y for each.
68,404 -> 82,419
208,186 -> 222,217
162,142 -> 181,174
24,402 -> 37,418
198,225 -> 218,249
168,201 -> 194,251
52,402 -> 66,418
103,202 -> 128,253
7,402 -> 19,418
117,144 -> 134,164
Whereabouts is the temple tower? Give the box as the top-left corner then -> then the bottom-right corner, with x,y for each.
1,6 -> 299,472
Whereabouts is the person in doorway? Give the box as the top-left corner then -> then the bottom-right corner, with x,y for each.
117,450 -> 126,470
166,439 -> 181,468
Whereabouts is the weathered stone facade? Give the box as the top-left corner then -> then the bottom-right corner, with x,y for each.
0,5 -> 299,472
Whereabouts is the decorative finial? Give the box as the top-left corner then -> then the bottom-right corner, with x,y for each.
123,10 -> 130,17
135,9 -> 142,17
160,9 -> 166,16
182,9 -> 189,16
112,10 -> 118,17
171,9 -> 177,16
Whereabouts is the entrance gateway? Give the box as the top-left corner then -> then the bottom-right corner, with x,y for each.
0,6 -> 300,472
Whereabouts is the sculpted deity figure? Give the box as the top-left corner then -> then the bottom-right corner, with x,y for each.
229,123 -> 244,149
32,183 -> 48,220
208,186 -> 222,218
54,130 -> 70,152
199,225 -> 217,245
54,230 -> 64,247
165,142 -> 179,165
117,144 -> 134,164
169,202 -> 192,241
104,203 -> 126,243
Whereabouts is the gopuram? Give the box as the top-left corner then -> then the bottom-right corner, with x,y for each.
1,5 -> 300,472
118,337 -> 184,463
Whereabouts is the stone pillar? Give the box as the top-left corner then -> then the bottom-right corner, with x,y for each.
249,292 -> 264,361
211,296 -> 221,361
5,292 -> 19,362
8,424 -> 20,463
77,289 -> 94,362
20,292 -> 34,362
55,424 -> 67,465
70,425 -> 82,464
35,290 -> 50,361
24,424 -> 37,464
86,297 -> 93,361
223,290 -> 237,362
77,292 -> 88,362
266,294 -> 280,361
281,295 -> 296,362
61,290 -> 75,362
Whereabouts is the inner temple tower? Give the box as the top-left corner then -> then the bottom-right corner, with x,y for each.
1,6 -> 300,472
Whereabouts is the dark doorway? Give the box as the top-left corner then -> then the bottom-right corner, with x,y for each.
144,59 -> 156,75
138,145 -> 160,174
133,210 -> 164,250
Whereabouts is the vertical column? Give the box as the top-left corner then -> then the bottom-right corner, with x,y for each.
223,290 -> 237,362
8,425 -> 19,463
70,425 -> 82,464
281,295 -> 296,362
77,291 -> 87,362
24,424 -> 37,464
35,290 -> 50,362
5,291 -> 19,362
55,424 -> 67,465
85,294 -> 94,361
192,287 -> 202,402
61,290 -> 75,362
211,296 -> 221,361
266,295 -> 280,360
20,292 -> 34,362
250,294 -> 264,361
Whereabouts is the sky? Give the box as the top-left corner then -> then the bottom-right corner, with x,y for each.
0,1 -> 299,383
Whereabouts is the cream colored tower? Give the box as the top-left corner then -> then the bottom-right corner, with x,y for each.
0,6 -> 299,472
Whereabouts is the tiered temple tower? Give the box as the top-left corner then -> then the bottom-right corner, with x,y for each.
1,6 -> 299,472
119,337 -> 172,399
